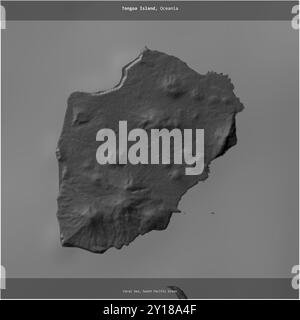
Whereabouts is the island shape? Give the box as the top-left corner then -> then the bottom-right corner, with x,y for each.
56,48 -> 244,253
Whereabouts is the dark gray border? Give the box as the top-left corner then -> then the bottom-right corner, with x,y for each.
2,278 -> 299,299
2,1 -> 299,21
1,1 -> 299,300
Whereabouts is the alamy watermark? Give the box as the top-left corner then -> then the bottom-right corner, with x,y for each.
96,121 -> 204,175
291,4 -> 299,30
291,265 -> 300,290
0,266 -> 6,290
0,4 -> 6,30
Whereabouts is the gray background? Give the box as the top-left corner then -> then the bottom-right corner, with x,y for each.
2,20 -> 299,278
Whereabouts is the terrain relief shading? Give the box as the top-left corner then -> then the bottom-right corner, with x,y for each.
56,48 -> 244,253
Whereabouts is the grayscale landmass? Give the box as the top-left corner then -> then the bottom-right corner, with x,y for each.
56,48 -> 244,253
